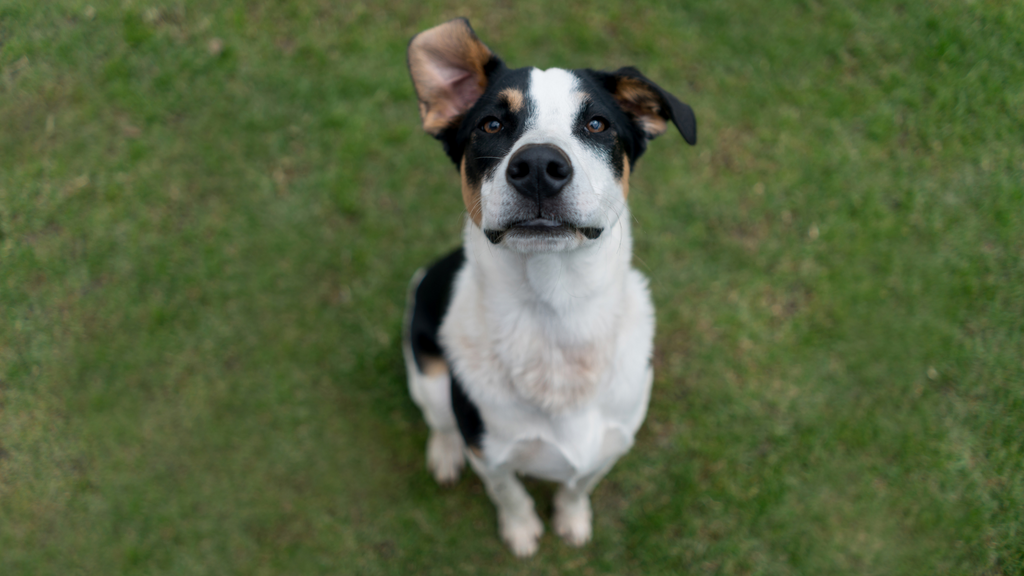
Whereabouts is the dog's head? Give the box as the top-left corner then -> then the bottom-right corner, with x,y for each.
408,18 -> 696,254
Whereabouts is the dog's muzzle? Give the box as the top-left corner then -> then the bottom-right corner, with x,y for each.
483,143 -> 602,246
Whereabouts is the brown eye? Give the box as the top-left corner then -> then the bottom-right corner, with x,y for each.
481,117 -> 502,134
586,118 -> 607,133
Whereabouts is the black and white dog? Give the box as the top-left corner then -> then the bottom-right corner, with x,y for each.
403,18 -> 696,556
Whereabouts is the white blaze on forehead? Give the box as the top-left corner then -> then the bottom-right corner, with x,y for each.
526,68 -> 584,136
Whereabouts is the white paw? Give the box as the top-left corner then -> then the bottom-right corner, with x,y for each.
426,430 -> 464,485
499,510 -> 544,557
553,492 -> 592,547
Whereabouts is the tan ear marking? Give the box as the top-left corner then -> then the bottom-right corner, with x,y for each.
408,19 -> 494,135
614,77 -> 668,138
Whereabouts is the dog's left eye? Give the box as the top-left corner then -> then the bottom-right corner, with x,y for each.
480,117 -> 503,134
586,118 -> 607,133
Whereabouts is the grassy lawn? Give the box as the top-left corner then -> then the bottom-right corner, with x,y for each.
1,0 -> 1021,574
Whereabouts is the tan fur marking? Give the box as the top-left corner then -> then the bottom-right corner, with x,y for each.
620,155 -> 631,199
460,156 -> 483,226
499,88 -> 525,113
408,20 -> 493,135
614,78 -> 667,137
420,354 -> 449,377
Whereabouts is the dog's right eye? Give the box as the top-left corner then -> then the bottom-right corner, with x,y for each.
586,117 -> 608,133
480,117 -> 503,134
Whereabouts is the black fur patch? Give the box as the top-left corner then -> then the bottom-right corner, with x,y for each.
579,67 -> 697,147
409,247 -> 465,371
409,247 -> 486,451
572,69 -> 651,169
437,66 -> 534,185
450,371 -> 484,451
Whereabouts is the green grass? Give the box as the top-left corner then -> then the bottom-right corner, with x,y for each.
1,0 -> 1021,574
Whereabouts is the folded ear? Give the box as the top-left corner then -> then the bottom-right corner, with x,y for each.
407,18 -> 497,136
600,67 -> 697,145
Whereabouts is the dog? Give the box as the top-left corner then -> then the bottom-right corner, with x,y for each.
402,18 -> 696,557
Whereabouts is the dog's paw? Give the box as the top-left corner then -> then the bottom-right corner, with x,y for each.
499,510 -> 544,557
553,491 -> 592,547
427,430 -> 464,485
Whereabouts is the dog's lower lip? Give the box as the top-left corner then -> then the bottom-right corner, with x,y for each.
518,218 -> 561,227
483,221 -> 604,244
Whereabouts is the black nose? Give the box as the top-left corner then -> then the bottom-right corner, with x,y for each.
505,144 -> 573,200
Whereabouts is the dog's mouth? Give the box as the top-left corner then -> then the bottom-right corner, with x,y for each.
483,219 -> 603,245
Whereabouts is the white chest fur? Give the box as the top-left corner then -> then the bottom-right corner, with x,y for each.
439,218 -> 656,483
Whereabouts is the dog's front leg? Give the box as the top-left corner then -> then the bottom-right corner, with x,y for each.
466,452 -> 544,557
553,460 -> 616,547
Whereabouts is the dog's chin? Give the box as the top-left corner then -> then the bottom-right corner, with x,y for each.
483,219 -> 603,254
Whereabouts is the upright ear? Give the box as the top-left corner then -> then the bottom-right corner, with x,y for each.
598,67 -> 697,145
407,18 -> 497,136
